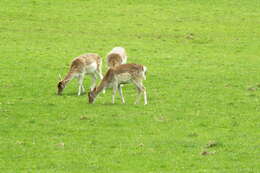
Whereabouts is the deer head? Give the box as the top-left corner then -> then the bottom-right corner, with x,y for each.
57,81 -> 65,95
88,87 -> 97,103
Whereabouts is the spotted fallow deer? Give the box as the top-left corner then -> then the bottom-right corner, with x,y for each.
88,63 -> 147,105
57,53 -> 103,96
107,47 -> 127,68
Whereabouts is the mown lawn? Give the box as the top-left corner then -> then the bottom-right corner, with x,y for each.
0,0 -> 259,172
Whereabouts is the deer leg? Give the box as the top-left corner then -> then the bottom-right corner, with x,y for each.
95,70 -> 103,80
118,84 -> 125,104
143,89 -> 147,105
81,85 -> 85,93
90,74 -> 97,91
135,87 -> 142,104
98,72 -> 103,80
112,84 -> 118,104
81,76 -> 86,93
98,62 -> 103,80
133,80 -> 147,105
78,74 -> 85,96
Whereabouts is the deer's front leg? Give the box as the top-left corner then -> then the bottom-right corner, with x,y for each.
118,84 -> 125,104
90,74 -> 97,91
112,84 -> 118,104
77,74 -> 85,96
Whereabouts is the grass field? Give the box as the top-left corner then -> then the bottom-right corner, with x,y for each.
0,0 -> 260,172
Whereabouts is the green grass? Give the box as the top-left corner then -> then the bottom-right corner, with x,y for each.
0,0 -> 260,172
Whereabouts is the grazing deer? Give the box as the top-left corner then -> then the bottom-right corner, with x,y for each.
57,53 -> 103,96
107,47 -> 127,68
88,63 -> 147,105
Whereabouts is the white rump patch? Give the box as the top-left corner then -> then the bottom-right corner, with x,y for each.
109,47 -> 127,64
110,47 -> 125,55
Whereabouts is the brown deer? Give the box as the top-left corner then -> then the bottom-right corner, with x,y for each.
88,63 -> 147,105
57,53 -> 103,96
107,47 -> 127,68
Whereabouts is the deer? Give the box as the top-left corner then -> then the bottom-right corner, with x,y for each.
88,63 -> 147,105
107,47 -> 127,68
57,53 -> 103,96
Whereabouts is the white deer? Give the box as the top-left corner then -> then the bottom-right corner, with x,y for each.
57,53 -> 103,96
107,47 -> 127,68
88,63 -> 147,105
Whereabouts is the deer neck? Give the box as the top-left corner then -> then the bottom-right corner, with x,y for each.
93,81 -> 108,96
62,71 -> 75,85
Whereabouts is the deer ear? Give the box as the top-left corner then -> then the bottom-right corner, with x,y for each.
58,74 -> 62,81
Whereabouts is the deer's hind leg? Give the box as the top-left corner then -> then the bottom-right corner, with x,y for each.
132,80 -> 147,105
